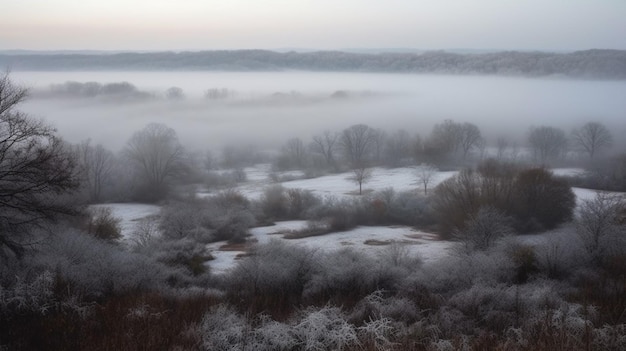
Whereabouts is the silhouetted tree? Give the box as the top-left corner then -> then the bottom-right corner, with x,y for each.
341,124 -> 377,167
349,164 -> 372,195
459,122 -> 483,159
165,86 -> 185,100
124,123 -> 185,202
415,163 -> 438,195
310,130 -> 339,171
571,121 -> 612,160
385,129 -> 412,166
76,139 -> 114,202
512,168 -> 575,232
0,72 -> 79,257
281,137 -> 307,169
528,126 -> 567,165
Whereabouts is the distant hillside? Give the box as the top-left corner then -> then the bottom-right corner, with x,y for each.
1,49 -> 625,79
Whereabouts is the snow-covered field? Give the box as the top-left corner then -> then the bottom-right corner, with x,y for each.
93,165 -> 616,275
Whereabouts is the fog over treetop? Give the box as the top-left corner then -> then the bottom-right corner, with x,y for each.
12,71 -> 626,152
2,50 -> 626,79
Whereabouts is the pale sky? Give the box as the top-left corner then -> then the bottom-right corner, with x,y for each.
2,0 -> 625,51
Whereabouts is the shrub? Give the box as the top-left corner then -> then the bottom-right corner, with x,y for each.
433,162 -> 576,237
576,193 -> 626,265
305,248 -> 381,306
454,206 -> 514,252
259,185 -> 289,220
86,207 -> 122,241
227,240 -> 319,317
512,168 -> 576,232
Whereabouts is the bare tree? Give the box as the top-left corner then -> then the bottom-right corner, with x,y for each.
349,164 -> 373,195
571,121 -> 613,160
282,137 -> 307,169
0,72 -> 79,257
528,126 -> 568,165
576,193 -> 626,264
341,124 -> 376,166
165,86 -> 185,100
496,137 -> 509,160
430,119 -> 463,155
415,163 -> 438,195
310,130 -> 339,170
385,129 -> 412,166
370,128 -> 387,163
124,123 -> 185,201
459,122 -> 483,159
77,139 -> 114,202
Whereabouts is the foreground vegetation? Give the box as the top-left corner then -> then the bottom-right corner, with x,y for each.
1,72 -> 625,350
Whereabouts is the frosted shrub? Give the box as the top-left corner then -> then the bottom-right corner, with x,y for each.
535,230 -> 584,278
308,196 -> 359,231
228,240 -> 318,313
305,248 -> 379,303
286,188 -> 320,219
455,206 -> 513,252
150,237 -> 212,275
293,305 -> 359,350
87,206 -> 122,241
212,207 -> 255,243
259,185 -> 289,220
201,304 -> 249,351
38,230 -> 176,297
592,324 -> 626,351
0,271 -> 54,315
131,215 -> 160,249
576,193 -> 626,265
387,191 -> 435,226
358,317 -> 396,351
351,290 -> 421,324
418,248 -> 515,293
250,315 -> 297,351
159,200 -> 212,240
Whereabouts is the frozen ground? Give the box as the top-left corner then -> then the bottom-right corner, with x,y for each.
92,165 -> 616,275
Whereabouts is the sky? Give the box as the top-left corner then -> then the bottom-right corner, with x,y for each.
2,0 -> 625,52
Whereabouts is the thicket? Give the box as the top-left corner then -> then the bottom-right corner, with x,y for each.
433,160 -> 576,238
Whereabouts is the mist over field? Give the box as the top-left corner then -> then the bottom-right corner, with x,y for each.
13,71 -> 626,152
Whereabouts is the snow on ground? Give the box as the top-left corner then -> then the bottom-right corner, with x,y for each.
281,168 -> 457,198
206,221 -> 456,275
229,165 -> 587,201
552,168 -> 587,177
89,165 -> 613,275
89,203 -> 160,243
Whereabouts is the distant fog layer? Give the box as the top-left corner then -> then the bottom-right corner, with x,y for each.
13,72 -> 626,153
2,49 -> 626,79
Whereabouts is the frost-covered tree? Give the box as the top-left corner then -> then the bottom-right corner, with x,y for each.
415,163 -> 438,195
576,193 -> 626,264
349,164 -> 372,195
